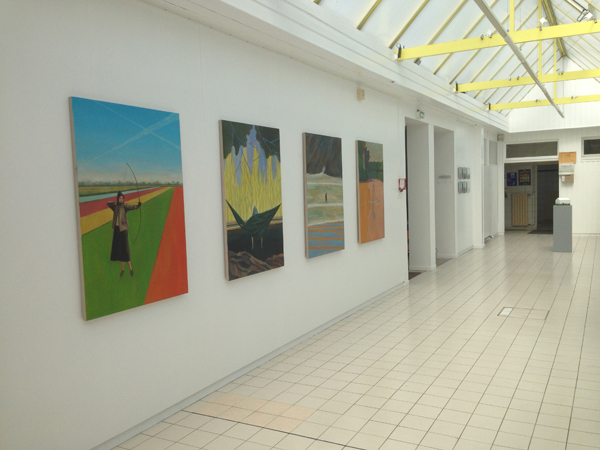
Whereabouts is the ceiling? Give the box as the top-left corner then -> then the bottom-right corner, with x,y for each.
311,0 -> 600,115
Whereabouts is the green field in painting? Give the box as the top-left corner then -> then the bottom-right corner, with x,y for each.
81,188 -> 174,320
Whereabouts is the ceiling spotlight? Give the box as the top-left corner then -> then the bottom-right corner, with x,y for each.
539,17 -> 549,30
414,58 -> 422,66
578,9 -> 594,21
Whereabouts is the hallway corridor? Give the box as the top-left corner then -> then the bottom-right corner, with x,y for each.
116,233 -> 600,450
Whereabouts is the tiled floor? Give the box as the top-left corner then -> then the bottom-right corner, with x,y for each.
115,233 -> 600,450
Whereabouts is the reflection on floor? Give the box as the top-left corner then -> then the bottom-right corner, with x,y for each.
115,233 -> 600,450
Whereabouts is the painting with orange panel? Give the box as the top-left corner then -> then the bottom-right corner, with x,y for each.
357,140 -> 384,243
70,97 -> 188,320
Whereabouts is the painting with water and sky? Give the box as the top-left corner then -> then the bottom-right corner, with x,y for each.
70,97 -> 188,321
220,120 -> 283,280
357,140 -> 384,243
303,133 -> 344,258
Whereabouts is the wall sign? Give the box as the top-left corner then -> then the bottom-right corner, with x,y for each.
507,172 -> 517,186
518,169 -> 531,186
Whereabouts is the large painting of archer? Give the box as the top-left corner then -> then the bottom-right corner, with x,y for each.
70,97 -> 188,321
357,140 -> 384,243
220,120 -> 283,280
303,133 -> 344,258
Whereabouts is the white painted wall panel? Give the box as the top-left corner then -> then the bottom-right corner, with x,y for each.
0,2 -> 411,449
434,129 -> 457,259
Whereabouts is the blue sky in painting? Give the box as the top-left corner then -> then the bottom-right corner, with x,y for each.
71,97 -> 183,183
232,125 -> 277,185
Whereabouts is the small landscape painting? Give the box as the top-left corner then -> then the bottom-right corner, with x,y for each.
303,133 -> 344,258
220,120 -> 284,280
357,140 -> 384,243
70,97 -> 188,321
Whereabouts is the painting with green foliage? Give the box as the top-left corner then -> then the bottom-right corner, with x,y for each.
220,120 -> 283,280
357,140 -> 384,243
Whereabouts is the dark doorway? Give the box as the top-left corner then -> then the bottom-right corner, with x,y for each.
535,163 -> 558,232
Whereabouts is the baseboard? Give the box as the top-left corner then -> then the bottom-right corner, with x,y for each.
409,264 -> 436,271
458,246 -> 474,256
436,253 -> 456,260
93,280 -> 410,450
473,244 -> 485,249
574,233 -> 600,236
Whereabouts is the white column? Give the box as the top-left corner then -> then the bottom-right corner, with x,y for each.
407,122 -> 436,271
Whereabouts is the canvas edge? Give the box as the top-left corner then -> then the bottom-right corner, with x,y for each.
69,97 -> 89,321
218,120 -> 231,281
173,113 -> 190,293
302,133 -> 310,259
356,140 -> 364,244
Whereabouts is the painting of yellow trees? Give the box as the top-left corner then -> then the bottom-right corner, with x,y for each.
220,120 -> 283,280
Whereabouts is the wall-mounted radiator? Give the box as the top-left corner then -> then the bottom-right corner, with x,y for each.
512,193 -> 528,226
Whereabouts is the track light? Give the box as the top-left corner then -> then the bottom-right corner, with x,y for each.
539,17 -> 549,30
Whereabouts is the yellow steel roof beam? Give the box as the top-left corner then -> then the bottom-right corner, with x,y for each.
396,20 -> 600,60
467,3 -> 535,87
433,0 -> 501,75
357,0 -> 383,30
389,0 -> 431,49
457,68 -> 600,92
541,0 -> 567,56
491,94 -> 600,110
426,0 -> 469,45
482,42 -> 552,104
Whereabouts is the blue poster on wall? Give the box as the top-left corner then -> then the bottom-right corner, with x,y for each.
507,172 -> 517,186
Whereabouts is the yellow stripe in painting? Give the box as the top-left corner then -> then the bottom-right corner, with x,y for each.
80,187 -> 170,235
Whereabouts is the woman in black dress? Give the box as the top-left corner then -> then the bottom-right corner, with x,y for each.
107,191 -> 141,276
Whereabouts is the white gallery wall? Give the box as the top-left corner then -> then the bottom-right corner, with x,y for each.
506,127 -> 600,234
0,1 -> 490,449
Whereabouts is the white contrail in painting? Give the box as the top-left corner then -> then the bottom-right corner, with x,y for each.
80,112 -> 179,167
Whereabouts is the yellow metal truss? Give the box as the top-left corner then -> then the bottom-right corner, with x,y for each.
389,0 -> 431,49
357,0 -> 383,30
541,0 -> 567,56
484,39 -> 555,105
456,2 -> 533,86
434,0 -> 502,75
396,20 -> 600,60
491,94 -> 600,111
459,67 -> 600,92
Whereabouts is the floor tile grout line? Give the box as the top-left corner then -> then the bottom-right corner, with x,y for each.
486,239 -> 583,449
183,411 -> 368,450
564,236 -> 597,448
500,234 -> 591,449
441,243 -> 558,449
333,237 -> 556,448
217,236 -> 547,448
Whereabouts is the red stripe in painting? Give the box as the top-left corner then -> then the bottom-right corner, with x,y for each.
144,187 -> 188,304
79,187 -> 163,217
